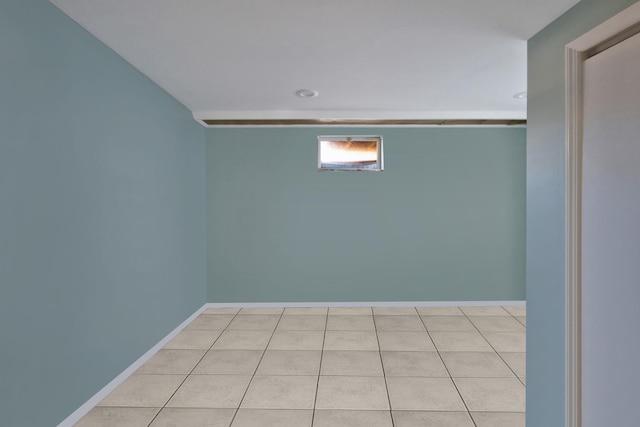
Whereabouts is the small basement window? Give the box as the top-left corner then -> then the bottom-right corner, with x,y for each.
317,136 -> 384,171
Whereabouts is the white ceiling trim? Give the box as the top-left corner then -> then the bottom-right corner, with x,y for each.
200,123 -> 527,129
194,109 -> 526,122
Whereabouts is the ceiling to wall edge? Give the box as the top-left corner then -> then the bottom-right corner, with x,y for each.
194,111 -> 528,127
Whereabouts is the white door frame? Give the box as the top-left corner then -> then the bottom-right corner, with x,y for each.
564,2 -> 640,427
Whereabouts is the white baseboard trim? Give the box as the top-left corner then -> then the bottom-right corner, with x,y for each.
57,304 -> 208,427
205,300 -> 526,307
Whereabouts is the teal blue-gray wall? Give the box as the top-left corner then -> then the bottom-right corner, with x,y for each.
206,127 -> 525,303
526,0 -> 638,425
0,1 -> 206,425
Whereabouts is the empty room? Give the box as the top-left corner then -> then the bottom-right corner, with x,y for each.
2,1 -> 639,426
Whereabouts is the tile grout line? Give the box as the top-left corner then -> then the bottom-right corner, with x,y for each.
310,310 -> 329,427
146,309 -> 242,426
227,309 -> 286,426
462,307 -> 527,388
417,307 -> 478,427
511,309 -> 527,327
372,308 -> 395,427
504,306 -> 527,387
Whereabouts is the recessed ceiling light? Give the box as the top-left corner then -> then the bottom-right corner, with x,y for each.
296,89 -> 319,98
513,91 -> 527,99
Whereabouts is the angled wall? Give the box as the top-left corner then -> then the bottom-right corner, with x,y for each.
0,1 -> 206,425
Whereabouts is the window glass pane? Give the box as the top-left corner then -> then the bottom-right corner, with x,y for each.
318,136 -> 383,171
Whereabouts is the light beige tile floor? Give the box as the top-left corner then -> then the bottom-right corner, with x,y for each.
76,305 -> 525,426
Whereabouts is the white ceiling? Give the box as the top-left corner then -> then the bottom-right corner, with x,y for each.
51,0 -> 579,124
